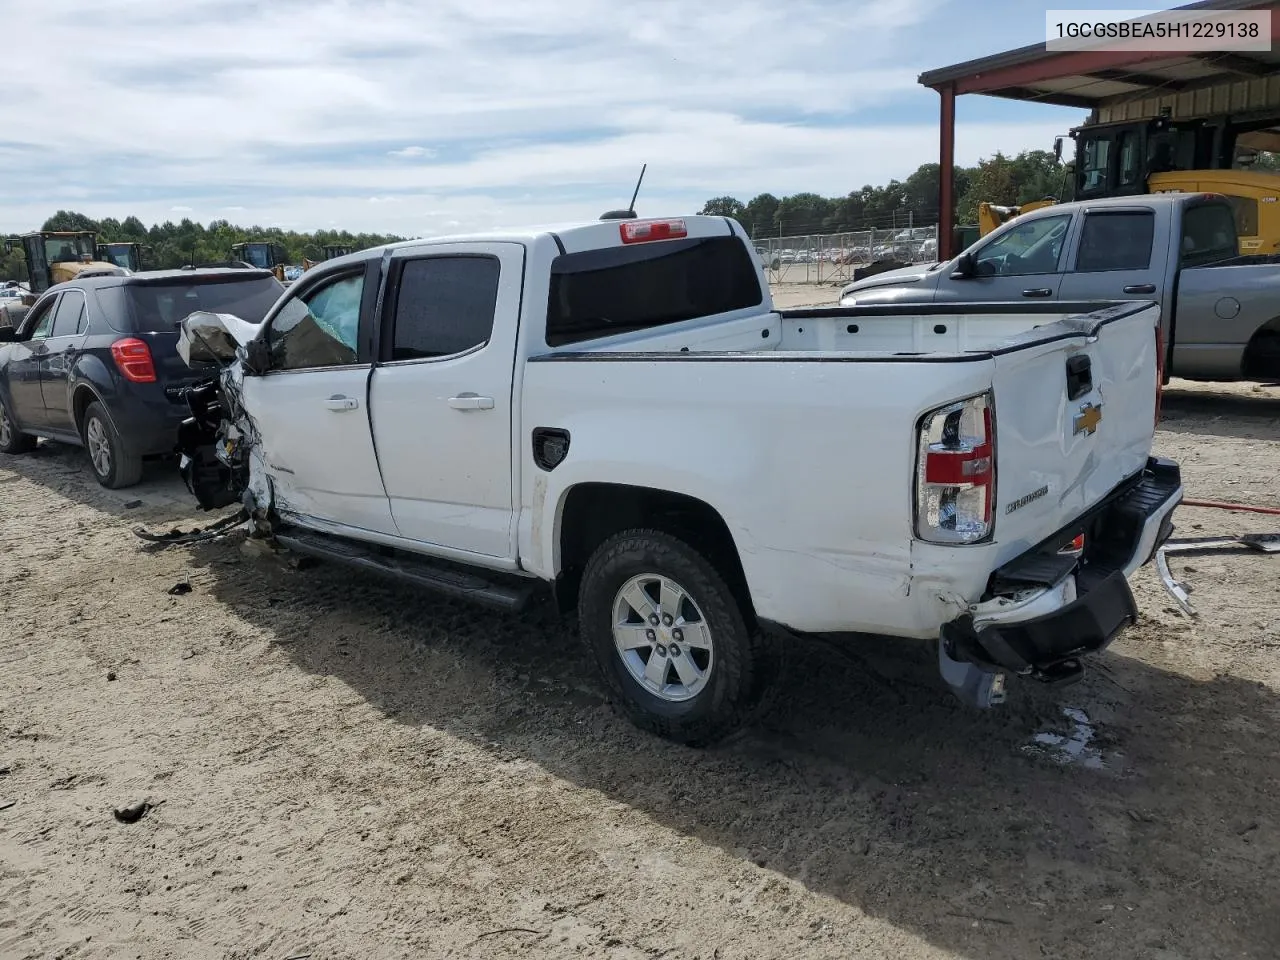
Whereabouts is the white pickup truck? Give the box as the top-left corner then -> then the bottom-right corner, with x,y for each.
173,213 -> 1182,746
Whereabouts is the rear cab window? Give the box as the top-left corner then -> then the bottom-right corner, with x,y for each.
1180,202 -> 1238,267
545,235 -> 763,346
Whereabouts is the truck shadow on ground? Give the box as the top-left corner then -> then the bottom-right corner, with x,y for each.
183,537 -> 1280,960
1158,384 -> 1280,440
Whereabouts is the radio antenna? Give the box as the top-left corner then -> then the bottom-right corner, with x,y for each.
600,164 -> 648,220
627,163 -> 647,214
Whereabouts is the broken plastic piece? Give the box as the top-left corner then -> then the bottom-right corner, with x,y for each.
1156,549 -> 1196,617
133,508 -> 248,546
177,311 -> 260,367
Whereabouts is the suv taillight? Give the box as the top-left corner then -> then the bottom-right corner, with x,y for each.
111,337 -> 157,383
914,391 -> 995,544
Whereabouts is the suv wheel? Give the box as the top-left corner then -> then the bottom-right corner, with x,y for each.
0,396 -> 36,455
577,528 -> 781,746
83,401 -> 143,489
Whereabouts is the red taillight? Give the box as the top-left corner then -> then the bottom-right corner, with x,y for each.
1060,533 -> 1086,555
915,394 -> 995,544
1154,322 -> 1164,428
111,337 -> 157,383
619,218 -> 687,244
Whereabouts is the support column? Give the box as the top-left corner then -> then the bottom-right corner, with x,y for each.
938,82 -> 956,261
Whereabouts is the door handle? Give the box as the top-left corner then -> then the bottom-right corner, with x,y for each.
325,395 -> 359,411
1123,283 -> 1156,294
448,394 -> 494,410
1022,288 -> 1053,297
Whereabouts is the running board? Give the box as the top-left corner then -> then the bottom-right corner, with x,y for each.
273,527 -> 541,614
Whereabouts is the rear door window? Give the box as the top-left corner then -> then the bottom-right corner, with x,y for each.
1075,211 -> 1155,271
545,235 -> 763,346
50,289 -> 87,337
389,256 -> 500,361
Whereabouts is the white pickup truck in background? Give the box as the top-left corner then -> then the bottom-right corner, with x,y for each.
173,213 -> 1183,746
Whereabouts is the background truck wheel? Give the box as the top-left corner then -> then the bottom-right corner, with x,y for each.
0,397 -> 37,455
577,528 -> 779,747
83,401 -> 143,489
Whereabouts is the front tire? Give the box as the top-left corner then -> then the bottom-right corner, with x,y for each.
577,529 -> 779,746
83,401 -> 143,489
0,396 -> 36,455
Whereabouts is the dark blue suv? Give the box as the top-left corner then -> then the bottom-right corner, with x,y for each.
0,268 -> 284,488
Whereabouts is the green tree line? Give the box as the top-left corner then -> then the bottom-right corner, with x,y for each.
1,210 -> 406,283
701,150 -> 1073,238
702,147 -> 1280,239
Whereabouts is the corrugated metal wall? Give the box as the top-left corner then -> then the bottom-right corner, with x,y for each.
1096,77 -> 1280,123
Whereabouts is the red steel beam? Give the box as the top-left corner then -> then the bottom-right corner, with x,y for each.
938,82 -> 956,261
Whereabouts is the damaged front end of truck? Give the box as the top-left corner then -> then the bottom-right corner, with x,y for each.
172,311 -> 272,528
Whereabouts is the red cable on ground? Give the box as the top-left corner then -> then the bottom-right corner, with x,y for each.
1181,498 -> 1280,516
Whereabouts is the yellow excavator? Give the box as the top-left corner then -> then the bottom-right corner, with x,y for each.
303,244 -> 354,271
95,241 -> 145,272
975,115 -> 1280,254
0,230 -> 130,328
978,198 -> 1061,237
231,241 -> 290,283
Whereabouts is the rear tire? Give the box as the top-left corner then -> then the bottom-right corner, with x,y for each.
577,528 -> 780,747
83,401 -> 143,489
0,396 -> 36,455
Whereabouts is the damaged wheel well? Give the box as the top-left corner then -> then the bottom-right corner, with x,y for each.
554,483 -> 754,621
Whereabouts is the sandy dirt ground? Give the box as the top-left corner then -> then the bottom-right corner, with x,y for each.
2,287 -> 1278,959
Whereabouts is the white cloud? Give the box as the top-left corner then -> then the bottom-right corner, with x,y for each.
388,146 -> 435,159
0,0 -> 1087,237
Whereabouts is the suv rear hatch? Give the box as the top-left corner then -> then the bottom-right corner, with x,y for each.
115,272 -> 283,400
988,301 -> 1161,564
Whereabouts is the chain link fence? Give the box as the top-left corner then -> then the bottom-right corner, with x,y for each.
751,225 -> 939,284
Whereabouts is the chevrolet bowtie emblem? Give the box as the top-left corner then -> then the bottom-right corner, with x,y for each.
1074,402 -> 1103,436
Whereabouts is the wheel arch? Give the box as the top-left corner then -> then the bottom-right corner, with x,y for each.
71,382 -> 108,437
552,482 -> 754,623
1241,314 -> 1280,381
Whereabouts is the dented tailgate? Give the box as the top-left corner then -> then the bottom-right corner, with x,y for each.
989,302 -> 1160,564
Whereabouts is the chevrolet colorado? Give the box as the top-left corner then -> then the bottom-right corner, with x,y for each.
171,213 -> 1182,745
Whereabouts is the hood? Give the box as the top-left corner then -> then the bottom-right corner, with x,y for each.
839,262 -> 941,300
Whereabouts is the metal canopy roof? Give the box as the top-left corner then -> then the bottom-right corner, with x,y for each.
922,0 -> 1280,260
919,0 -> 1280,109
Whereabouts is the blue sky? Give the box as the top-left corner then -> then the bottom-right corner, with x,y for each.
1,0 -> 1149,236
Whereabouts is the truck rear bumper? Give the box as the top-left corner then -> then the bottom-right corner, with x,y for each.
940,457 -> 1181,706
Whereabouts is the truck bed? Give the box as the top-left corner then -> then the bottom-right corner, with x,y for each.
544,300 -> 1143,360
523,299 -> 1161,636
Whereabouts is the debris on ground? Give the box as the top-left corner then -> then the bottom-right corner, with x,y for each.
168,581 -> 193,596
112,798 -> 161,824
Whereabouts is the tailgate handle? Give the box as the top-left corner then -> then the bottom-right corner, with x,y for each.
1124,283 -> 1156,294
1065,354 -> 1092,400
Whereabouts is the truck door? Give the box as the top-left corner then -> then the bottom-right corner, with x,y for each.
368,242 -> 525,562
934,212 -> 1074,302
239,258 -> 398,535
1057,208 -> 1167,306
